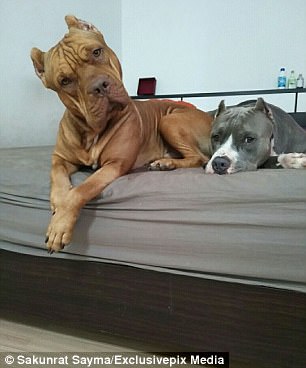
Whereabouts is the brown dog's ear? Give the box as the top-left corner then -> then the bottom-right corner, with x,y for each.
31,47 -> 47,85
215,100 -> 226,118
254,97 -> 273,120
65,15 -> 102,36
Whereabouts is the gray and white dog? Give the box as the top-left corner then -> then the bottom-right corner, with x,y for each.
205,98 -> 306,174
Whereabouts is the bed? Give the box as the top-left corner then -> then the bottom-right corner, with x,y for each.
1,115 -> 306,367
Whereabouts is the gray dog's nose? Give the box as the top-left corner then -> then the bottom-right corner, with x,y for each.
90,77 -> 110,96
212,156 -> 231,175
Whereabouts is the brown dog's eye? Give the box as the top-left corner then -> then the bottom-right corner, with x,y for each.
60,77 -> 72,86
92,48 -> 102,57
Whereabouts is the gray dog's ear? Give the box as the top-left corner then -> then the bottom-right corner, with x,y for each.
215,100 -> 226,118
31,48 -> 47,86
65,15 -> 102,36
254,98 -> 273,120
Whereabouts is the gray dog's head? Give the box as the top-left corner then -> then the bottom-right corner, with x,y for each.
205,98 -> 274,174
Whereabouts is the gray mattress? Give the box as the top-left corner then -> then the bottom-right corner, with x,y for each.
1,146 -> 306,292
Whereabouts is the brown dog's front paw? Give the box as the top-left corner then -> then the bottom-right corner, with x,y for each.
45,235 -> 67,254
149,159 -> 176,171
45,211 -> 77,253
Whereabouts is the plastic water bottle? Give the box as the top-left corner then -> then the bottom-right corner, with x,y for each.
288,70 -> 297,89
277,68 -> 287,89
297,74 -> 304,88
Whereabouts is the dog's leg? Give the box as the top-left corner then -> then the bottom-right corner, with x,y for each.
46,154 -> 78,253
149,110 -> 212,170
50,155 -> 78,214
46,126 -> 141,253
46,161 -> 129,253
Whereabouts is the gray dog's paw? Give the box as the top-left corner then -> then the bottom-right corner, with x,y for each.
278,153 -> 306,169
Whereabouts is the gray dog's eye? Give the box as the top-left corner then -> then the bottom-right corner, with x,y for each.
212,134 -> 220,142
245,136 -> 256,144
92,48 -> 102,57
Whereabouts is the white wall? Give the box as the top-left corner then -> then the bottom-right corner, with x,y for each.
0,0 -> 121,148
1,0 -> 305,148
122,0 -> 306,111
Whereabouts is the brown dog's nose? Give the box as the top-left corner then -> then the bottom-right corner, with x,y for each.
89,77 -> 110,96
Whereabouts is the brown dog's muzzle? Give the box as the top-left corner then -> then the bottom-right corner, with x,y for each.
88,76 -> 112,97
87,74 -> 130,110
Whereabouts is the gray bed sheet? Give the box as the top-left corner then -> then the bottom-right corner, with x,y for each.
1,146 -> 306,291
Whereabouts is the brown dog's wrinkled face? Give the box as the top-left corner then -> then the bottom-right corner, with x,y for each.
31,15 -> 130,132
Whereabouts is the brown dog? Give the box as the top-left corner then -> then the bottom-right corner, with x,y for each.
31,15 -> 213,253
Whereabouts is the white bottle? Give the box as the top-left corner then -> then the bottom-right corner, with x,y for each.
288,70 -> 297,89
297,74 -> 304,88
277,67 -> 287,89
